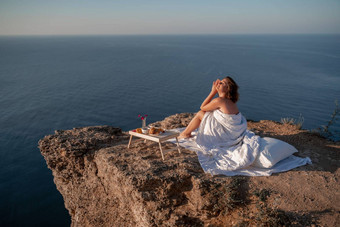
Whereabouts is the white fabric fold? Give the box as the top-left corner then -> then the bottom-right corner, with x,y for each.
168,110 -> 311,176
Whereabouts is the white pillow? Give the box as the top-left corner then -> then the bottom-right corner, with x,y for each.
252,137 -> 298,168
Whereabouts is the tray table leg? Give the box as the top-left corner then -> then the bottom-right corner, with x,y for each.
175,137 -> 181,154
158,142 -> 165,161
128,135 -> 133,148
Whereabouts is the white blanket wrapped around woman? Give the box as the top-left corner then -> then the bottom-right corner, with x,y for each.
170,110 -> 311,176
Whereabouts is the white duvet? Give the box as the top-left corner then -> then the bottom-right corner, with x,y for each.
169,110 -> 311,176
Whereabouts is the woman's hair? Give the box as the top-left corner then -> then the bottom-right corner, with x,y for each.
223,76 -> 239,103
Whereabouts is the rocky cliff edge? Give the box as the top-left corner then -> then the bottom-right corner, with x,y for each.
39,113 -> 340,226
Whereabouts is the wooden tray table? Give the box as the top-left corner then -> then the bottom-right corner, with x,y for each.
128,130 -> 181,160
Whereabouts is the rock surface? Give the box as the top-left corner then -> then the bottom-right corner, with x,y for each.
39,113 -> 340,226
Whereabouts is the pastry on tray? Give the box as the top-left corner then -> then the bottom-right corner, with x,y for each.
149,127 -> 165,135
135,128 -> 142,133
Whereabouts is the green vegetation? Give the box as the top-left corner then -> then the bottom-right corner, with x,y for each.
316,99 -> 340,141
280,100 -> 340,141
253,189 -> 270,202
209,182 -> 316,226
212,177 -> 247,215
280,113 -> 304,129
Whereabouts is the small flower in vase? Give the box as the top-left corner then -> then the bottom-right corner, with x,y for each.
138,114 -> 148,129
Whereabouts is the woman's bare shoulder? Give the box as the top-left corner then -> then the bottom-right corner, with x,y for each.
220,98 -> 239,114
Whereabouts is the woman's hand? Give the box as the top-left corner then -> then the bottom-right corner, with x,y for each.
211,79 -> 220,94
201,79 -> 221,111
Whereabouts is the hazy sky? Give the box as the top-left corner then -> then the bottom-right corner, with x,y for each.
0,0 -> 339,35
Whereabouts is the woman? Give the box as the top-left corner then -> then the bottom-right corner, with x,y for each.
178,76 -> 258,175
179,76 -> 245,140
177,77 -> 311,176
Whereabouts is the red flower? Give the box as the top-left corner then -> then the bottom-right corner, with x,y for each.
138,114 -> 148,120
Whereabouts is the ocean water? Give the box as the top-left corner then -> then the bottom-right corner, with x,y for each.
0,34 -> 339,226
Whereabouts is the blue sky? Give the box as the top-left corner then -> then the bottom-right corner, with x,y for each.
0,0 -> 339,35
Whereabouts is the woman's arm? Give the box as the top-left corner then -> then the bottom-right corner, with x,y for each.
200,97 -> 223,112
200,79 -> 222,112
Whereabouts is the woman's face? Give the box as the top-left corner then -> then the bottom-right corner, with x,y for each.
217,79 -> 228,93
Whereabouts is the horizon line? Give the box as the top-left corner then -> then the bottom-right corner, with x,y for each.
0,32 -> 340,37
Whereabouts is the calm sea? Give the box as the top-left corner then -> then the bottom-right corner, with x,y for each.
0,34 -> 339,226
